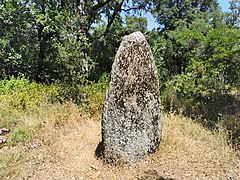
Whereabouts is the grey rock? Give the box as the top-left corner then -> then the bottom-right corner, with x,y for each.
0,136 -> 7,144
0,128 -> 10,135
25,141 -> 41,150
101,31 -> 162,163
228,172 -> 238,180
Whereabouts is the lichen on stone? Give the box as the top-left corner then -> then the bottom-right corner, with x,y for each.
100,31 -> 162,163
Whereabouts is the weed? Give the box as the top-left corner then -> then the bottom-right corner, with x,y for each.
7,127 -> 35,146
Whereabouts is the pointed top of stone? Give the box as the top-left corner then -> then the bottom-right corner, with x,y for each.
123,31 -> 145,42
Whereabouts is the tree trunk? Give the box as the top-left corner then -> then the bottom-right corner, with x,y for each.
36,0 -> 46,83
36,25 -> 45,82
104,0 -> 124,36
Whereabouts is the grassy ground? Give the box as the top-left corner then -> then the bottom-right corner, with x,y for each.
0,78 -> 239,179
0,102 -> 239,179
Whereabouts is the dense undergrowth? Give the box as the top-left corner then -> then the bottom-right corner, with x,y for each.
0,77 -> 108,146
162,74 -> 240,146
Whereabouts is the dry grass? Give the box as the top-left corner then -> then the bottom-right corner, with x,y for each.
0,104 -> 239,179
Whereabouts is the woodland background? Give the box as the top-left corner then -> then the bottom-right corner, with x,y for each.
0,0 -> 239,147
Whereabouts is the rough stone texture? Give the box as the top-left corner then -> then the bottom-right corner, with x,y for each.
101,31 -> 162,163
0,128 -> 10,148
0,128 -> 10,135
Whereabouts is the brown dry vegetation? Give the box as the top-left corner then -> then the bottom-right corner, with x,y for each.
0,102 -> 239,180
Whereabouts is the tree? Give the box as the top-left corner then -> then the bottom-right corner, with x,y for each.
203,27 -> 240,87
125,15 -> 148,33
30,0 -> 89,82
87,0 -> 153,79
152,0 -> 218,30
225,0 -> 240,28
0,0 -> 38,79
1,0 -> 155,82
0,0 -> 91,83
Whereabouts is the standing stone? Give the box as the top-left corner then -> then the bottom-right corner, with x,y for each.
101,31 -> 162,163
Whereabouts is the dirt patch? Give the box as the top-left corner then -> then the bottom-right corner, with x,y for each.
1,114 -> 239,179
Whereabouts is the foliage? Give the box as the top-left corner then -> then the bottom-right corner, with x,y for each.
125,15 -> 148,33
148,7 -> 240,145
0,0 -> 239,146
204,27 -> 240,86
152,0 -> 218,30
0,0 -> 38,79
0,77 -> 59,128
225,0 -> 240,28
0,77 -> 59,110
0,0 -> 92,83
0,77 -> 108,146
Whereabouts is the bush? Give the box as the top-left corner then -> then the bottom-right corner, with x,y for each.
57,71 -> 109,116
80,80 -> 108,118
0,77 -> 60,128
0,77 -> 59,109
161,73 -> 240,146
161,73 -> 201,116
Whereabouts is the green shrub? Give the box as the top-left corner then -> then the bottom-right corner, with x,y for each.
57,73 -> 109,114
80,80 -> 108,117
161,73 -> 240,146
0,77 -> 59,110
161,73 -> 201,116
0,77 -> 60,128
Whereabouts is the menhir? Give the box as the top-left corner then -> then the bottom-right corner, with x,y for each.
99,31 -> 162,163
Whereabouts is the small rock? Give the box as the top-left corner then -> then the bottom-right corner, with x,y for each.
90,165 -> 97,170
25,141 -> 41,149
228,172 -> 237,180
0,128 -> 10,135
0,136 -> 7,144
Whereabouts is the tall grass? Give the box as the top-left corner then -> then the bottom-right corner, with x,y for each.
0,77 -> 108,146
